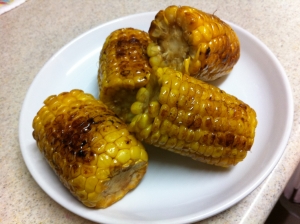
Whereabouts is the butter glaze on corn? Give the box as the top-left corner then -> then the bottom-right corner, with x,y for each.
129,68 -> 257,166
32,90 -> 148,208
148,5 -> 240,81
98,28 -> 152,123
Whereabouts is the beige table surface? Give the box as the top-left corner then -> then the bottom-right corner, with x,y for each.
1,0 -> 300,223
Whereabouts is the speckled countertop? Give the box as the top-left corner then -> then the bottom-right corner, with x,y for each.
1,0 -> 300,223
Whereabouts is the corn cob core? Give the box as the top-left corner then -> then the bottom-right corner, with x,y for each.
98,28 -> 152,123
32,90 -> 148,208
129,68 -> 257,167
148,5 -> 240,81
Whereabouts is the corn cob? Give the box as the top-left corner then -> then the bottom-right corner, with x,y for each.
147,5 -> 240,81
129,68 -> 257,167
32,90 -> 148,208
98,28 -> 152,123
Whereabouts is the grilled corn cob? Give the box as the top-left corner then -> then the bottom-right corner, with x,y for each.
147,5 -> 240,81
98,28 -> 152,123
32,90 -> 148,208
129,68 -> 257,166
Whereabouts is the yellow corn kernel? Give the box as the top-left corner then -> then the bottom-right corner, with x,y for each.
32,90 -> 148,208
104,129 -> 126,143
168,88 -> 180,107
70,175 -> 86,191
85,176 -> 99,193
131,101 -> 145,115
136,87 -> 150,103
150,131 -> 161,144
159,85 -> 170,104
116,149 -> 131,164
97,154 -> 113,169
96,168 -> 110,180
136,114 -> 152,130
148,5 -> 240,81
130,146 -> 142,160
148,101 -> 160,118
88,192 -> 102,203
147,42 -> 161,57
165,137 -> 177,149
140,146 -> 149,161
160,119 -> 172,135
139,124 -> 152,140
158,134 -> 169,146
115,136 -> 136,149
105,142 -> 118,158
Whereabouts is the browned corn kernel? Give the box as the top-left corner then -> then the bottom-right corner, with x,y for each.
129,68 -> 257,167
98,28 -> 152,123
148,5 -> 240,81
32,90 -> 148,208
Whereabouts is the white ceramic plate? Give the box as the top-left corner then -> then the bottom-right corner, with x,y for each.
19,12 -> 293,224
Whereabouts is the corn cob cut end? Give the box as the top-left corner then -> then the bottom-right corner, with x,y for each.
148,5 -> 240,81
129,68 -> 257,167
32,89 -> 148,208
98,28 -> 152,123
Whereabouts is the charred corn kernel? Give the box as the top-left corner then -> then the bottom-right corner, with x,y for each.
98,28 -> 152,123
148,5 -> 240,81
81,165 -> 97,178
129,68 -> 257,167
91,139 -> 106,154
32,89 -> 148,208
